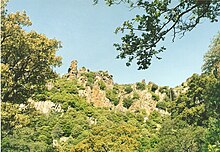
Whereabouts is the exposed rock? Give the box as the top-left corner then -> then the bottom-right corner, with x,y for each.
32,100 -> 62,114
60,137 -> 69,143
46,82 -> 54,90
155,108 -> 170,116
64,60 -> 174,115
53,140 -> 58,147
88,117 -> 97,125
67,60 -> 78,79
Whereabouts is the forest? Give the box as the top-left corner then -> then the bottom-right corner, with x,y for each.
1,0 -> 220,152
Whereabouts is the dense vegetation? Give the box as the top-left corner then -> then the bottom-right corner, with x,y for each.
1,1 -> 220,151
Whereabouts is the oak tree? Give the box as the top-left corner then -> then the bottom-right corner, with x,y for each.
202,32 -> 220,78
1,1 -> 62,103
95,0 -> 220,69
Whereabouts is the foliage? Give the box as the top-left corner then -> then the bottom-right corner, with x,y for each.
1,102 -> 57,152
1,2 -> 62,103
159,86 -> 169,95
156,118 -> 206,152
113,84 -> 120,93
1,91 -> 162,152
98,80 -> 106,90
124,85 -> 133,94
2,70 -> 219,151
151,92 -> 159,101
81,72 -> 96,87
156,101 -> 167,110
1,2 -> 220,151
136,82 -> 145,90
202,32 -> 220,78
171,73 -> 220,125
132,92 -> 140,100
150,82 -> 158,92
95,0 -> 220,69
204,118 -> 220,151
71,123 -> 140,151
123,96 -> 134,108
106,89 -> 119,106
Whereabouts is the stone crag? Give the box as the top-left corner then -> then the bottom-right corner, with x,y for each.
64,60 -> 172,115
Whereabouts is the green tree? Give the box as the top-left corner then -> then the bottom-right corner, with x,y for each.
124,85 -> 133,94
202,32 -> 220,78
95,0 -> 219,69
1,1 -> 62,103
123,96 -> 134,108
136,82 -> 145,90
170,33 -> 220,125
151,92 -> 159,101
157,118 -> 205,152
98,80 -> 106,90
171,73 -> 220,125
204,118 -> 220,151
150,82 -> 158,92
106,89 -> 119,106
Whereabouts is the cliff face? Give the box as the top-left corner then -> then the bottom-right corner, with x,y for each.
33,60 -> 180,115
63,60 -> 172,115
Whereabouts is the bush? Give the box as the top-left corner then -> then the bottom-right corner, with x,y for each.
113,85 -> 120,94
123,97 -> 134,109
106,89 -> 119,106
152,93 -> 159,101
136,82 -> 146,90
156,101 -> 167,110
133,92 -> 140,100
159,86 -> 169,95
98,80 -> 106,90
82,72 -> 96,87
33,94 -> 47,101
62,102 -> 69,112
124,85 -> 133,94
55,79 -> 78,94
151,83 -> 158,92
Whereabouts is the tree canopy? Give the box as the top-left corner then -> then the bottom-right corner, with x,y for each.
95,0 -> 220,69
1,1 -> 62,103
202,32 -> 220,77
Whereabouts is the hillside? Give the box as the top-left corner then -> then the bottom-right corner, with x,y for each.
1,1 -> 219,150
33,60 -> 176,116
3,59 -> 219,152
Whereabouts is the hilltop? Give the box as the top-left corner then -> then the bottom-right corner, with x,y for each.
32,60 -> 186,116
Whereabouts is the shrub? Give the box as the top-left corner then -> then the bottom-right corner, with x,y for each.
151,83 -> 158,92
152,93 -> 159,101
133,92 -> 140,100
136,82 -> 146,90
123,97 -> 134,109
124,85 -> 133,94
159,86 -> 169,95
62,102 -> 69,112
113,85 -> 120,94
106,89 -> 119,106
156,101 -> 167,110
136,114 -> 144,122
33,94 -> 47,101
82,72 -> 96,87
98,80 -> 106,90
55,79 -> 78,94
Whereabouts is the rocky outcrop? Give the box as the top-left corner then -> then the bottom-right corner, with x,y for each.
64,60 -> 172,115
67,60 -> 78,79
29,99 -> 62,114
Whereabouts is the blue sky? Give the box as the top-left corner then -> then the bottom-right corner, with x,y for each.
7,0 -> 220,87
